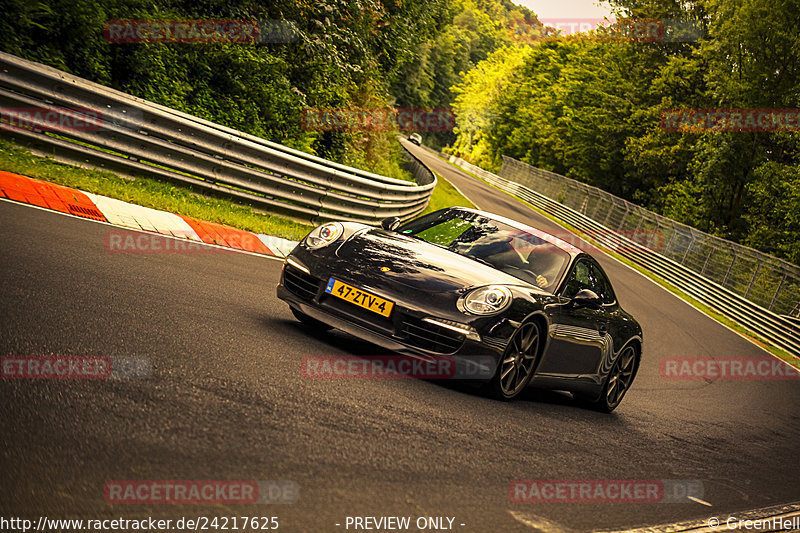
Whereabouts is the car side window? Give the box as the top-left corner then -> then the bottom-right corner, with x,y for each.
561,259 -> 616,304
562,260 -> 592,299
588,262 -> 616,305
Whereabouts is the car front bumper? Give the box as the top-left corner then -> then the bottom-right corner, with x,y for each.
277,269 -> 504,380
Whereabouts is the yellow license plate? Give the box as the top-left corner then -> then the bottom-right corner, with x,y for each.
325,278 -> 394,317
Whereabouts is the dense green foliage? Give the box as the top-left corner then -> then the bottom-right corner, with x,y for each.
450,0 -> 800,264
0,0 -> 454,177
3,0 -> 797,263
0,0 -> 525,176
391,0 -> 535,148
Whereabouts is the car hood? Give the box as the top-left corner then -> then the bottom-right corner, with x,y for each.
333,229 -> 537,294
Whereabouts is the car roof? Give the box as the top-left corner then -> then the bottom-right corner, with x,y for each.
448,207 -> 583,256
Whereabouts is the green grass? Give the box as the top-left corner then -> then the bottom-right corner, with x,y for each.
0,138 -> 473,241
422,171 -> 475,214
0,138 -> 314,241
440,154 -> 800,370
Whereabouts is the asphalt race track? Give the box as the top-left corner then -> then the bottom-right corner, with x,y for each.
1,147 -> 799,531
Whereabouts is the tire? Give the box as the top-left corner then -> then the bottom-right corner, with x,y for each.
489,320 -> 542,401
583,345 -> 639,413
291,307 -> 332,332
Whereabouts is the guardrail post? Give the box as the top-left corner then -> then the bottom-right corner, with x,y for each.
744,259 -> 762,299
769,270 -> 788,311
643,216 -> 656,249
591,197 -> 604,219
681,232 -> 696,265
648,218 -> 668,251
701,247 -> 714,276
617,204 -> 630,231
722,250 -> 737,286
634,210 -> 644,232
602,200 -> 615,226
662,220 -> 678,255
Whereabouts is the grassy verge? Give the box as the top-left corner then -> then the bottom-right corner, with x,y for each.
0,138 -> 314,241
440,155 -> 800,369
0,139 -> 472,241
422,171 -> 475,214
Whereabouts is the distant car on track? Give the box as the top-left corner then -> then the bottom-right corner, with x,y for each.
408,132 -> 423,145
277,207 -> 642,411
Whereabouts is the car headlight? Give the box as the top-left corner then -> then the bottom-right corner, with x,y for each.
304,222 -> 344,250
458,285 -> 513,315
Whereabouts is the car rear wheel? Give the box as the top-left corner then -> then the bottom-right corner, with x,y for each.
489,321 -> 541,401
291,307 -> 332,332
585,345 -> 638,413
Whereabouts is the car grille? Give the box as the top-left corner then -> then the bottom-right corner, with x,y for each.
283,268 -> 466,355
400,317 -> 465,354
318,291 -> 394,333
283,265 -> 321,301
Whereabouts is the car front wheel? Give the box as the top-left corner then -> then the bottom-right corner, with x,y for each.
489,321 -> 541,401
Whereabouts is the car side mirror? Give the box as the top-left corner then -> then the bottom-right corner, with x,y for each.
381,216 -> 401,231
572,289 -> 602,309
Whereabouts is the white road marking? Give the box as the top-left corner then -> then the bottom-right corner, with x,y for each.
688,496 -> 713,507
257,234 -> 297,257
508,510 -> 573,533
84,192 -> 202,240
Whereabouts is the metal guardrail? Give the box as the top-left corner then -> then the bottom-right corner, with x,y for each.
0,52 -> 436,225
425,147 -> 800,358
500,157 -> 800,319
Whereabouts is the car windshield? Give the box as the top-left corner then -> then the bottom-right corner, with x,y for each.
398,210 -> 571,292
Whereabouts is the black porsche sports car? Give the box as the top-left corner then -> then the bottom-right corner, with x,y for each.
277,207 -> 642,411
